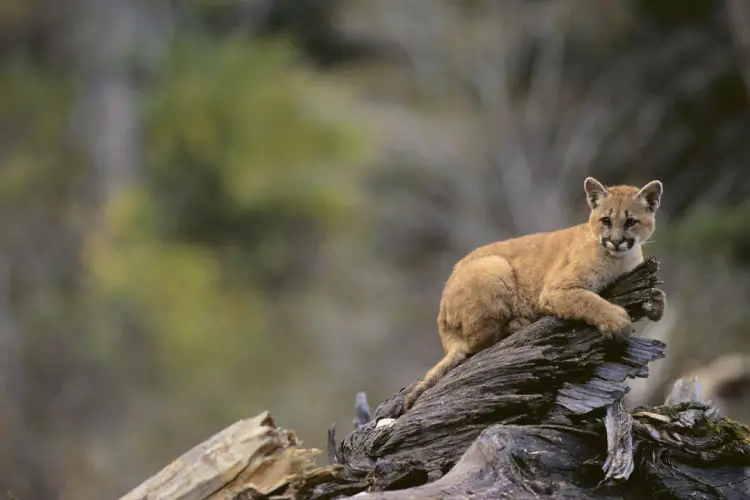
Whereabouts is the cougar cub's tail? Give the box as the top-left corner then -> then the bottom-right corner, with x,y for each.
403,348 -> 468,411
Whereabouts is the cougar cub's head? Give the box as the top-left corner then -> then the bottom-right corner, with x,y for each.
584,177 -> 662,257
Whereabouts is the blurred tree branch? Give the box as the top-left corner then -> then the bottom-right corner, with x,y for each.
70,0 -> 172,203
727,0 -> 750,99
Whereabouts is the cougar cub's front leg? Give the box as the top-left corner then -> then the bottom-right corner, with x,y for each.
540,286 -> 633,340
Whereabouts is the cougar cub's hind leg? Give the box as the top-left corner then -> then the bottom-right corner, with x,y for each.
403,256 -> 516,411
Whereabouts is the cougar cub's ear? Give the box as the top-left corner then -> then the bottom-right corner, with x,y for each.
636,180 -> 663,212
584,177 -> 608,209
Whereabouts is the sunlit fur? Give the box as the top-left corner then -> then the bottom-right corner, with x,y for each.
402,177 -> 667,412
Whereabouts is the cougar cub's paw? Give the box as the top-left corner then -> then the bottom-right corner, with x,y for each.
597,306 -> 633,340
643,288 -> 666,322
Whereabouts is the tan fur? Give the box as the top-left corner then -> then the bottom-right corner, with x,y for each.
403,177 -> 667,411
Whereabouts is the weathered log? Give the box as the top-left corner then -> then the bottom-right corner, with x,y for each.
119,398 -> 750,500
306,257 -> 749,498
345,395 -> 750,499
119,257 -> 750,499
322,258 -> 666,491
117,411 -> 339,500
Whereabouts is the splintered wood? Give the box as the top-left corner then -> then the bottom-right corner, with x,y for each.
118,411 -> 326,500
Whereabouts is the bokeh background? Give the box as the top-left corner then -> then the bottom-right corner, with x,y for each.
2,0 -> 750,498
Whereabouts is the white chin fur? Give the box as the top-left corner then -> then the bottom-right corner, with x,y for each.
607,244 -> 639,257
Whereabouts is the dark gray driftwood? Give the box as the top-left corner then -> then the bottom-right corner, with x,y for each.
340,398 -> 750,500
302,258 -> 750,499
119,258 -> 750,500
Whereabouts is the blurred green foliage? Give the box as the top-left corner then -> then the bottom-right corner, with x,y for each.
81,35 -> 370,419
657,203 -> 750,266
0,64 -> 81,217
83,189 -> 272,393
0,63 -> 87,350
147,37 -> 363,222
0,2 -> 376,493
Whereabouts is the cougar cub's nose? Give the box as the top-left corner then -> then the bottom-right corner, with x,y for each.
612,238 -> 634,251
602,237 -> 633,251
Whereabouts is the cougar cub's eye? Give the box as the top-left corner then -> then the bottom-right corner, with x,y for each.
624,217 -> 638,228
600,216 -> 612,227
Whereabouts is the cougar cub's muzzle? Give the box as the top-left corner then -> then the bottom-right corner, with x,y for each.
601,237 -> 635,253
